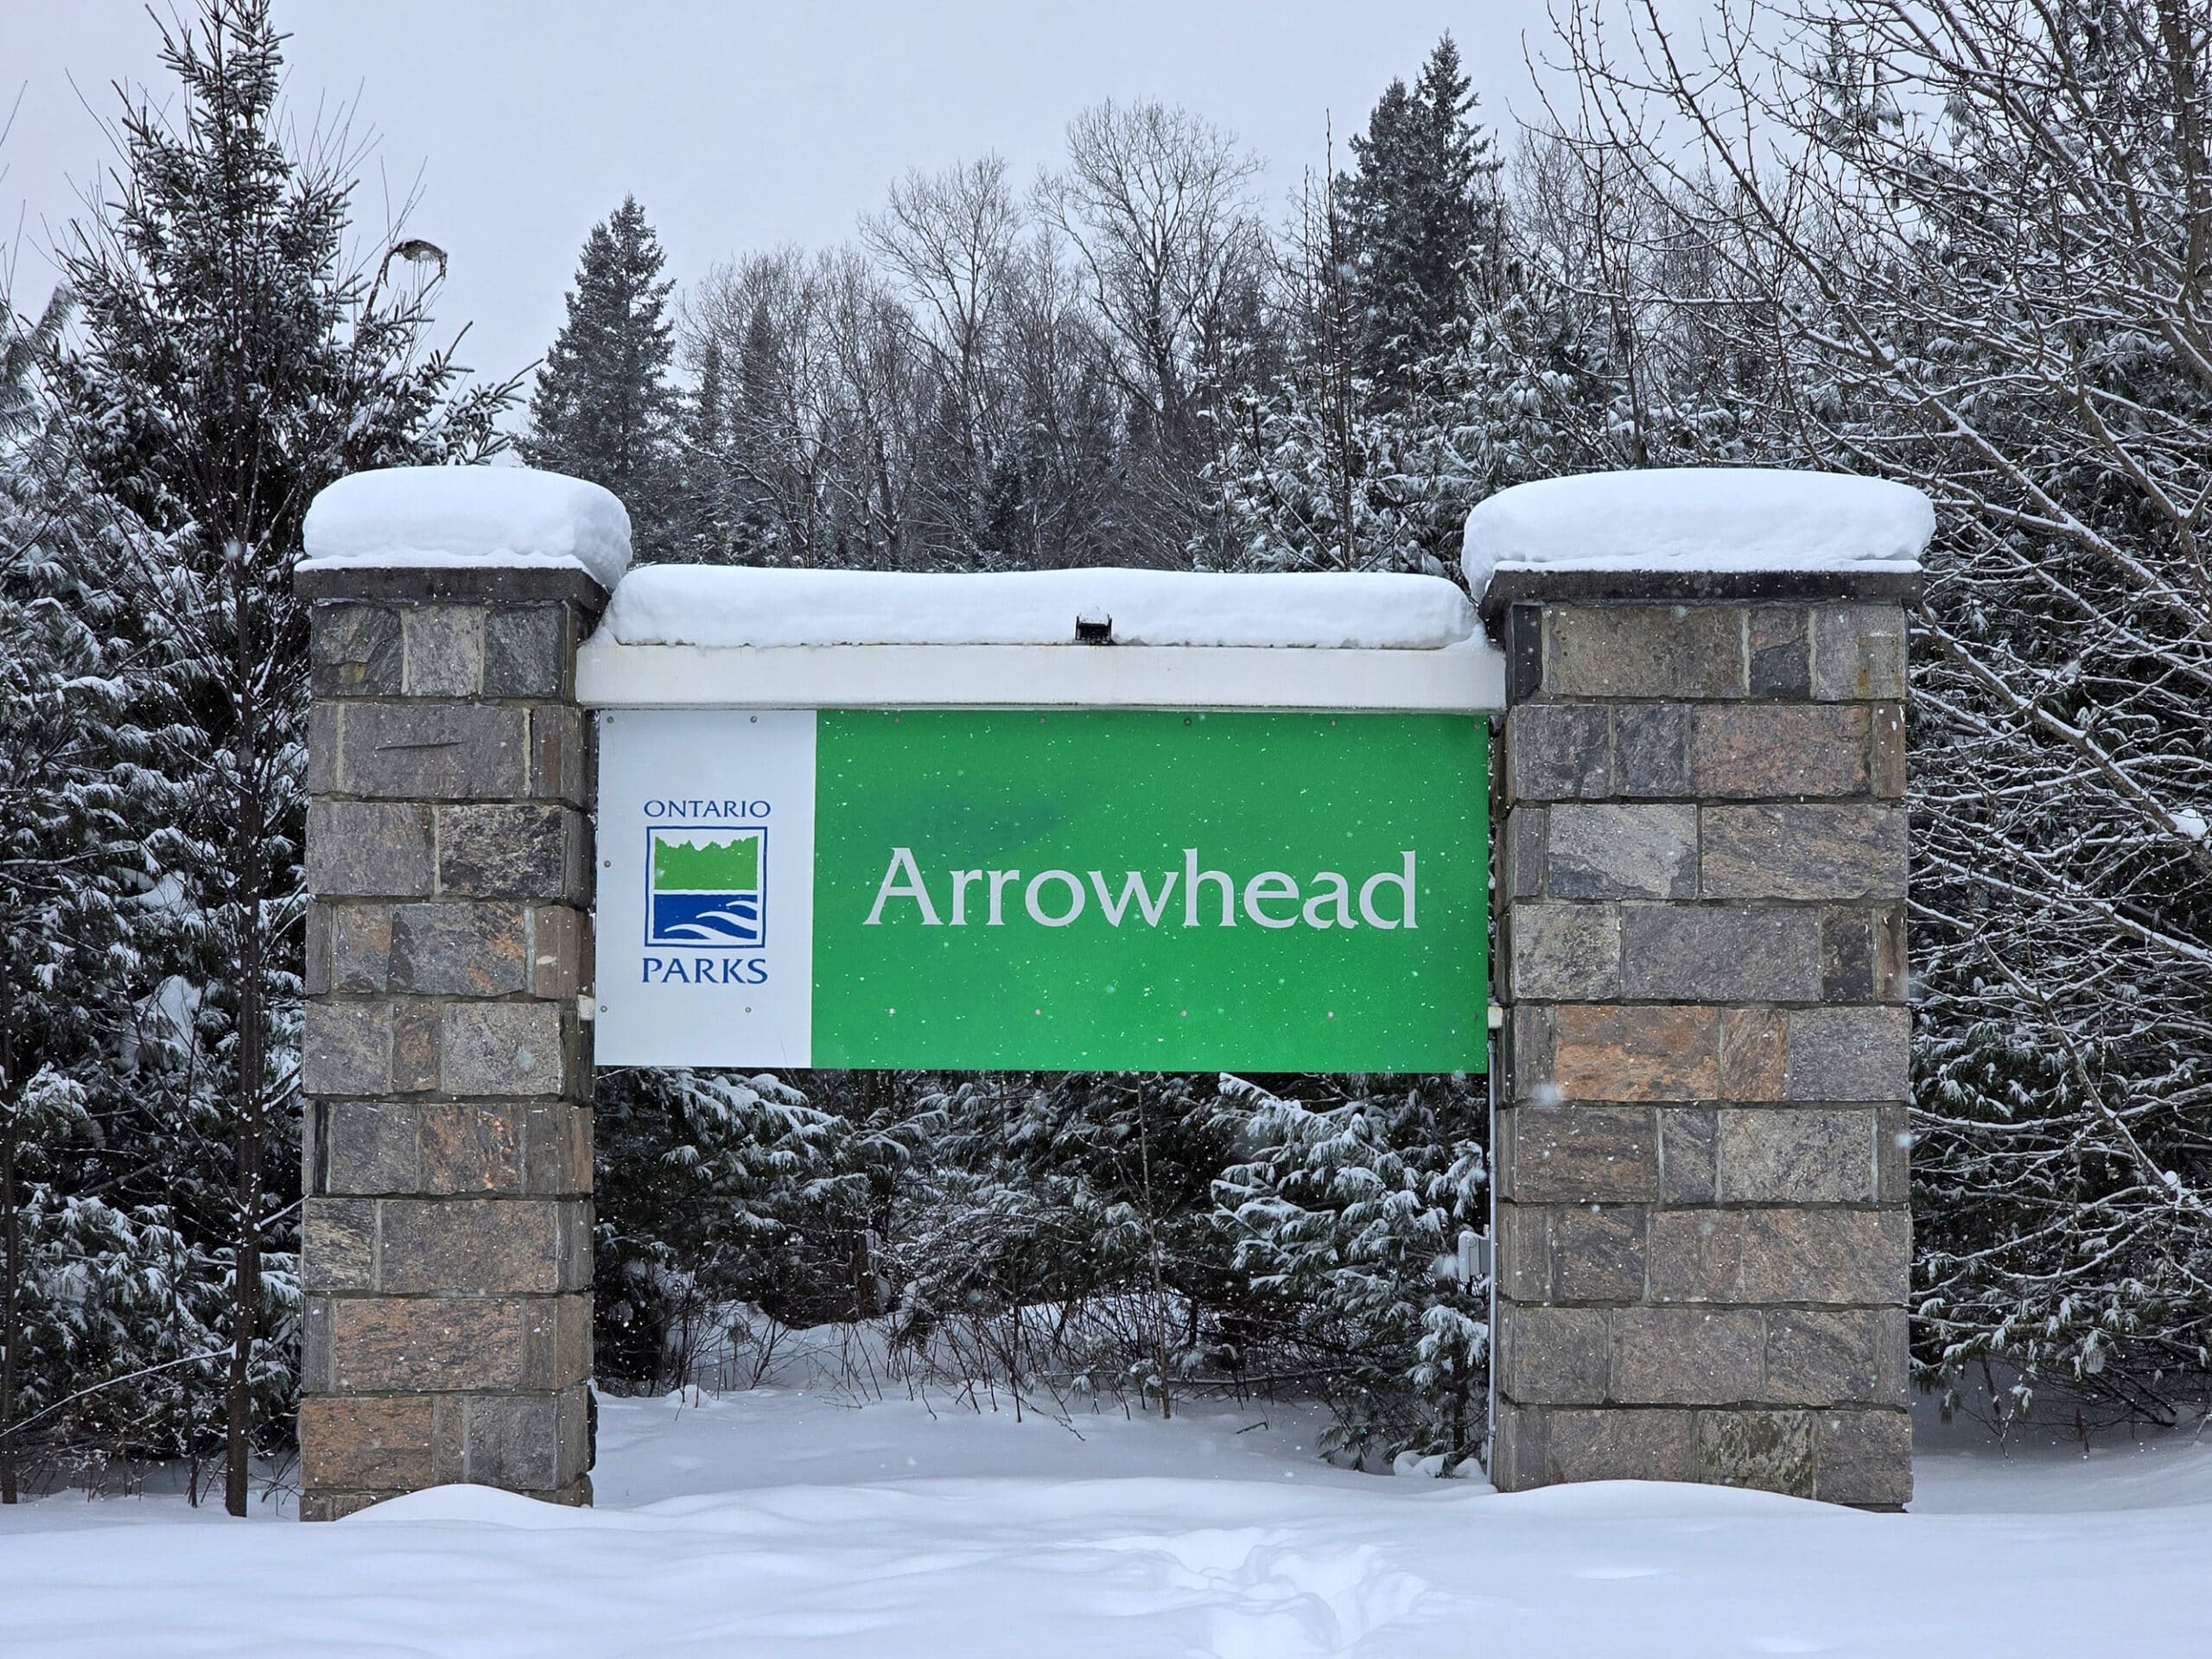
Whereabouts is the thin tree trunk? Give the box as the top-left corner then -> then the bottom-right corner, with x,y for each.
2,1075 -> 21,1505
224,553 -> 267,1520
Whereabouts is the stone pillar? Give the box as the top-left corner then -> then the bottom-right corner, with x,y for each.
296,563 -> 601,1520
1484,569 -> 1916,1508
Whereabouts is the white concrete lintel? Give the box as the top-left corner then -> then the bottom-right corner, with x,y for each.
575,639 -> 1504,713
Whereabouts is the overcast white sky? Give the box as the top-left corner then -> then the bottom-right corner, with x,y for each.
3,1 -> 1563,397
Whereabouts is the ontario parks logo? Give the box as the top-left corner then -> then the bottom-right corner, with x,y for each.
645,826 -> 766,947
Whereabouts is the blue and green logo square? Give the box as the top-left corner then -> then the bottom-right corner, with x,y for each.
646,827 -> 765,947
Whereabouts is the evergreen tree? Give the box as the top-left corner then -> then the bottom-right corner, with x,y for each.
523,198 -> 683,563
1339,35 -> 1500,404
0,295 -> 203,1503
1215,1073 -> 1490,1466
1214,37 -> 1549,576
47,0 -> 513,1512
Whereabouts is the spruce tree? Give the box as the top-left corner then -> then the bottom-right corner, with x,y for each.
522,198 -> 683,563
0,296 -> 199,1503
1338,35 -> 1500,404
48,0 -> 513,1513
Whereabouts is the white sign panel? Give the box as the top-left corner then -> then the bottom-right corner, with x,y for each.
593,709 -> 817,1067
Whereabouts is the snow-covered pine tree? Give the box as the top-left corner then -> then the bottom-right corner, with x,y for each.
48,0 -> 514,1512
522,197 -> 683,563
1214,1073 -> 1489,1467
1339,35 -> 1501,409
0,295 -> 207,1502
1214,38 -> 1541,577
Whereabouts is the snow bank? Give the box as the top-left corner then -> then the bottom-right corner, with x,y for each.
300,466 -> 632,591
597,566 -> 1478,650
1462,468 -> 1935,599
3,1389 -> 2210,1657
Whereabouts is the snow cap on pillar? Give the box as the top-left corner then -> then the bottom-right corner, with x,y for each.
300,464 -> 633,593
1462,467 -> 1935,605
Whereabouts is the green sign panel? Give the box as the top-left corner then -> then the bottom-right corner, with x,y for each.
594,708 -> 1489,1073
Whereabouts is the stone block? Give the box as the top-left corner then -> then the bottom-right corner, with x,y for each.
1548,1204 -> 1648,1300
1747,607 -> 1810,698
303,1001 -> 394,1097
310,603 -> 402,697
484,605 -> 571,698
1619,906 -> 1822,1002
1547,804 -> 1699,900
1877,1105 -> 1913,1202
301,1297 -> 335,1396
1507,1005 -> 1554,1103
1553,1004 -> 1719,1102
543,1291 -> 594,1389
1813,1408 -> 1912,1506
324,1101 -> 421,1194
306,801 -> 435,899
464,1393 -> 563,1490
1609,1306 -> 1765,1404
390,902 -> 529,997
400,607 -> 485,698
1508,704 -> 1611,800
304,904 -> 332,996
1765,1308 -> 1907,1407
1614,704 -> 1691,796
1690,704 -> 1870,798
1657,1109 -> 1718,1203
1698,1409 -> 1814,1495
327,1298 -> 537,1393
375,1198 -> 573,1294
1810,603 -> 1908,702
1820,907 -> 1873,1001
299,1490 -> 396,1522
440,1001 -> 569,1097
1648,1210 -> 1746,1303
1503,806 -> 1547,900
420,1103 -> 524,1194
1700,804 -> 1909,900
1509,902 -> 1621,1001
307,702 -> 341,796
1541,1407 -> 1698,1484
1736,1208 -> 1911,1305
437,804 -> 587,901
1503,1108 -> 1656,1203
1495,1203 -> 1552,1300
523,1102 -> 594,1196
530,906 -> 587,998
327,905 -> 394,995
1869,703 -> 1907,798
1719,1007 -> 1789,1100
299,1395 -> 434,1491
529,704 -> 588,807
1654,1208 -> 1908,1306
1788,1006 -> 1911,1102
1717,1108 -> 1875,1204
1489,1401 -> 1543,1491
1497,1306 -> 1610,1404
1545,606 -> 1746,700
391,1001 -> 442,1094
561,1379 -> 594,1478
301,1198 -> 374,1292
335,702 -> 528,801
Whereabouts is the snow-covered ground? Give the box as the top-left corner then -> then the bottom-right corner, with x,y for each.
1,1386 -> 2204,1656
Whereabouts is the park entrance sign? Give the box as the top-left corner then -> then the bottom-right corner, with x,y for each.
296,465 -> 1925,1519
593,706 -> 1489,1071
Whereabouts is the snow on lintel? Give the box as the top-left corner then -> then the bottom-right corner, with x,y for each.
300,465 -> 633,593
595,566 -> 1480,652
